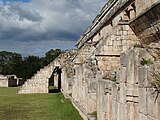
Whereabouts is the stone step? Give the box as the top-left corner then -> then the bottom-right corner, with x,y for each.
21,82 -> 48,87
18,62 -> 53,94
19,87 -> 48,94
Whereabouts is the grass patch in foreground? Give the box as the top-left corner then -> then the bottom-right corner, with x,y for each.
0,87 -> 82,120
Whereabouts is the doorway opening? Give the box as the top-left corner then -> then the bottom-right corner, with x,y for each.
49,66 -> 61,93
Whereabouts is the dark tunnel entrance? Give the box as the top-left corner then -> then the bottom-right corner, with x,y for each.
49,66 -> 62,93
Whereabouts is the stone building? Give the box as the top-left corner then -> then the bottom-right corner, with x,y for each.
70,0 -> 160,119
0,74 -> 19,87
0,75 -> 8,87
18,0 -> 160,120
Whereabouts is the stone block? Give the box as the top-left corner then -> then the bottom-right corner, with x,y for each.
126,51 -> 135,84
112,100 -> 118,120
119,102 -> 125,120
112,83 -> 119,101
138,112 -> 147,120
126,89 -> 139,97
116,67 -> 120,83
120,66 -> 127,83
157,95 -> 160,120
146,88 -> 158,118
125,101 -> 138,120
120,52 -> 127,67
87,93 -> 96,113
119,83 -> 126,104
147,115 -> 158,120
138,88 -> 147,114
138,66 -> 152,88
126,102 -> 134,120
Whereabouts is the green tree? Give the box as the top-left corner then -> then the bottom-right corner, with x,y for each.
21,56 -> 42,79
0,51 -> 22,75
44,49 -> 62,65
0,49 -> 62,80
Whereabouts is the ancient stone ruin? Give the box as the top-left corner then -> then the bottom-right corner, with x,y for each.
0,74 -> 19,87
18,0 -> 160,120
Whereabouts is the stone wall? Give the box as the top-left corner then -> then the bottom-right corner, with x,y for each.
59,0 -> 160,119
69,0 -> 140,118
97,48 -> 160,120
138,63 -> 160,120
53,49 -> 77,91
0,75 -> 8,87
0,74 -> 19,87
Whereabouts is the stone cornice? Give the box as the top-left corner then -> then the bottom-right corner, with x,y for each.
76,0 -> 135,49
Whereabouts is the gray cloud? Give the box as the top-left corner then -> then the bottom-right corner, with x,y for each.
0,0 -> 106,56
10,3 -> 44,22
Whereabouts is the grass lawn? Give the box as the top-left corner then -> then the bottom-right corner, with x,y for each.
0,87 -> 83,120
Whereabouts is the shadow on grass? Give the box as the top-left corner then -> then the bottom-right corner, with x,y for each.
49,89 -> 61,93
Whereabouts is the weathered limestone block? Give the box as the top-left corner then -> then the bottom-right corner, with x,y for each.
139,112 -> 148,120
112,83 -> 119,101
126,101 -> 138,120
86,93 -> 96,114
97,79 -> 120,120
1,75 -> 6,86
116,66 -> 127,83
120,52 -> 128,67
139,66 -> 152,88
72,64 -> 89,114
0,75 -> 8,87
138,60 -> 160,120
119,83 -> 127,105
96,56 -> 120,79
126,49 -> 139,84
146,88 -> 158,118
138,88 -> 147,115
157,95 -> 160,120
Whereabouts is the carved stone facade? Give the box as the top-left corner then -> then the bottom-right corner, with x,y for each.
97,48 -> 160,120
18,0 -> 160,120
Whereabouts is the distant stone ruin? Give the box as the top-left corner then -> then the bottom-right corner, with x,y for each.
18,0 -> 160,120
0,74 -> 19,87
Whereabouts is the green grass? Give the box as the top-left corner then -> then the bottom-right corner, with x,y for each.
0,87 -> 83,120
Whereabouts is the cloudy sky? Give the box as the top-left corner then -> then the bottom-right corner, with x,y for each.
0,0 -> 106,56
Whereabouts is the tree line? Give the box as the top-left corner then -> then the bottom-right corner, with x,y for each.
0,49 -> 62,79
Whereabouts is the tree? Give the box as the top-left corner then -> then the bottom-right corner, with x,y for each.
0,48 -> 62,79
44,49 -> 62,65
20,56 -> 42,79
0,51 -> 22,75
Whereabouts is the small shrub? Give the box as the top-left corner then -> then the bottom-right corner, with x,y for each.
140,57 -> 153,66
88,111 -> 97,120
133,43 -> 143,48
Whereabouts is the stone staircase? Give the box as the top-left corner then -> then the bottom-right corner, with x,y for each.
18,63 -> 54,94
